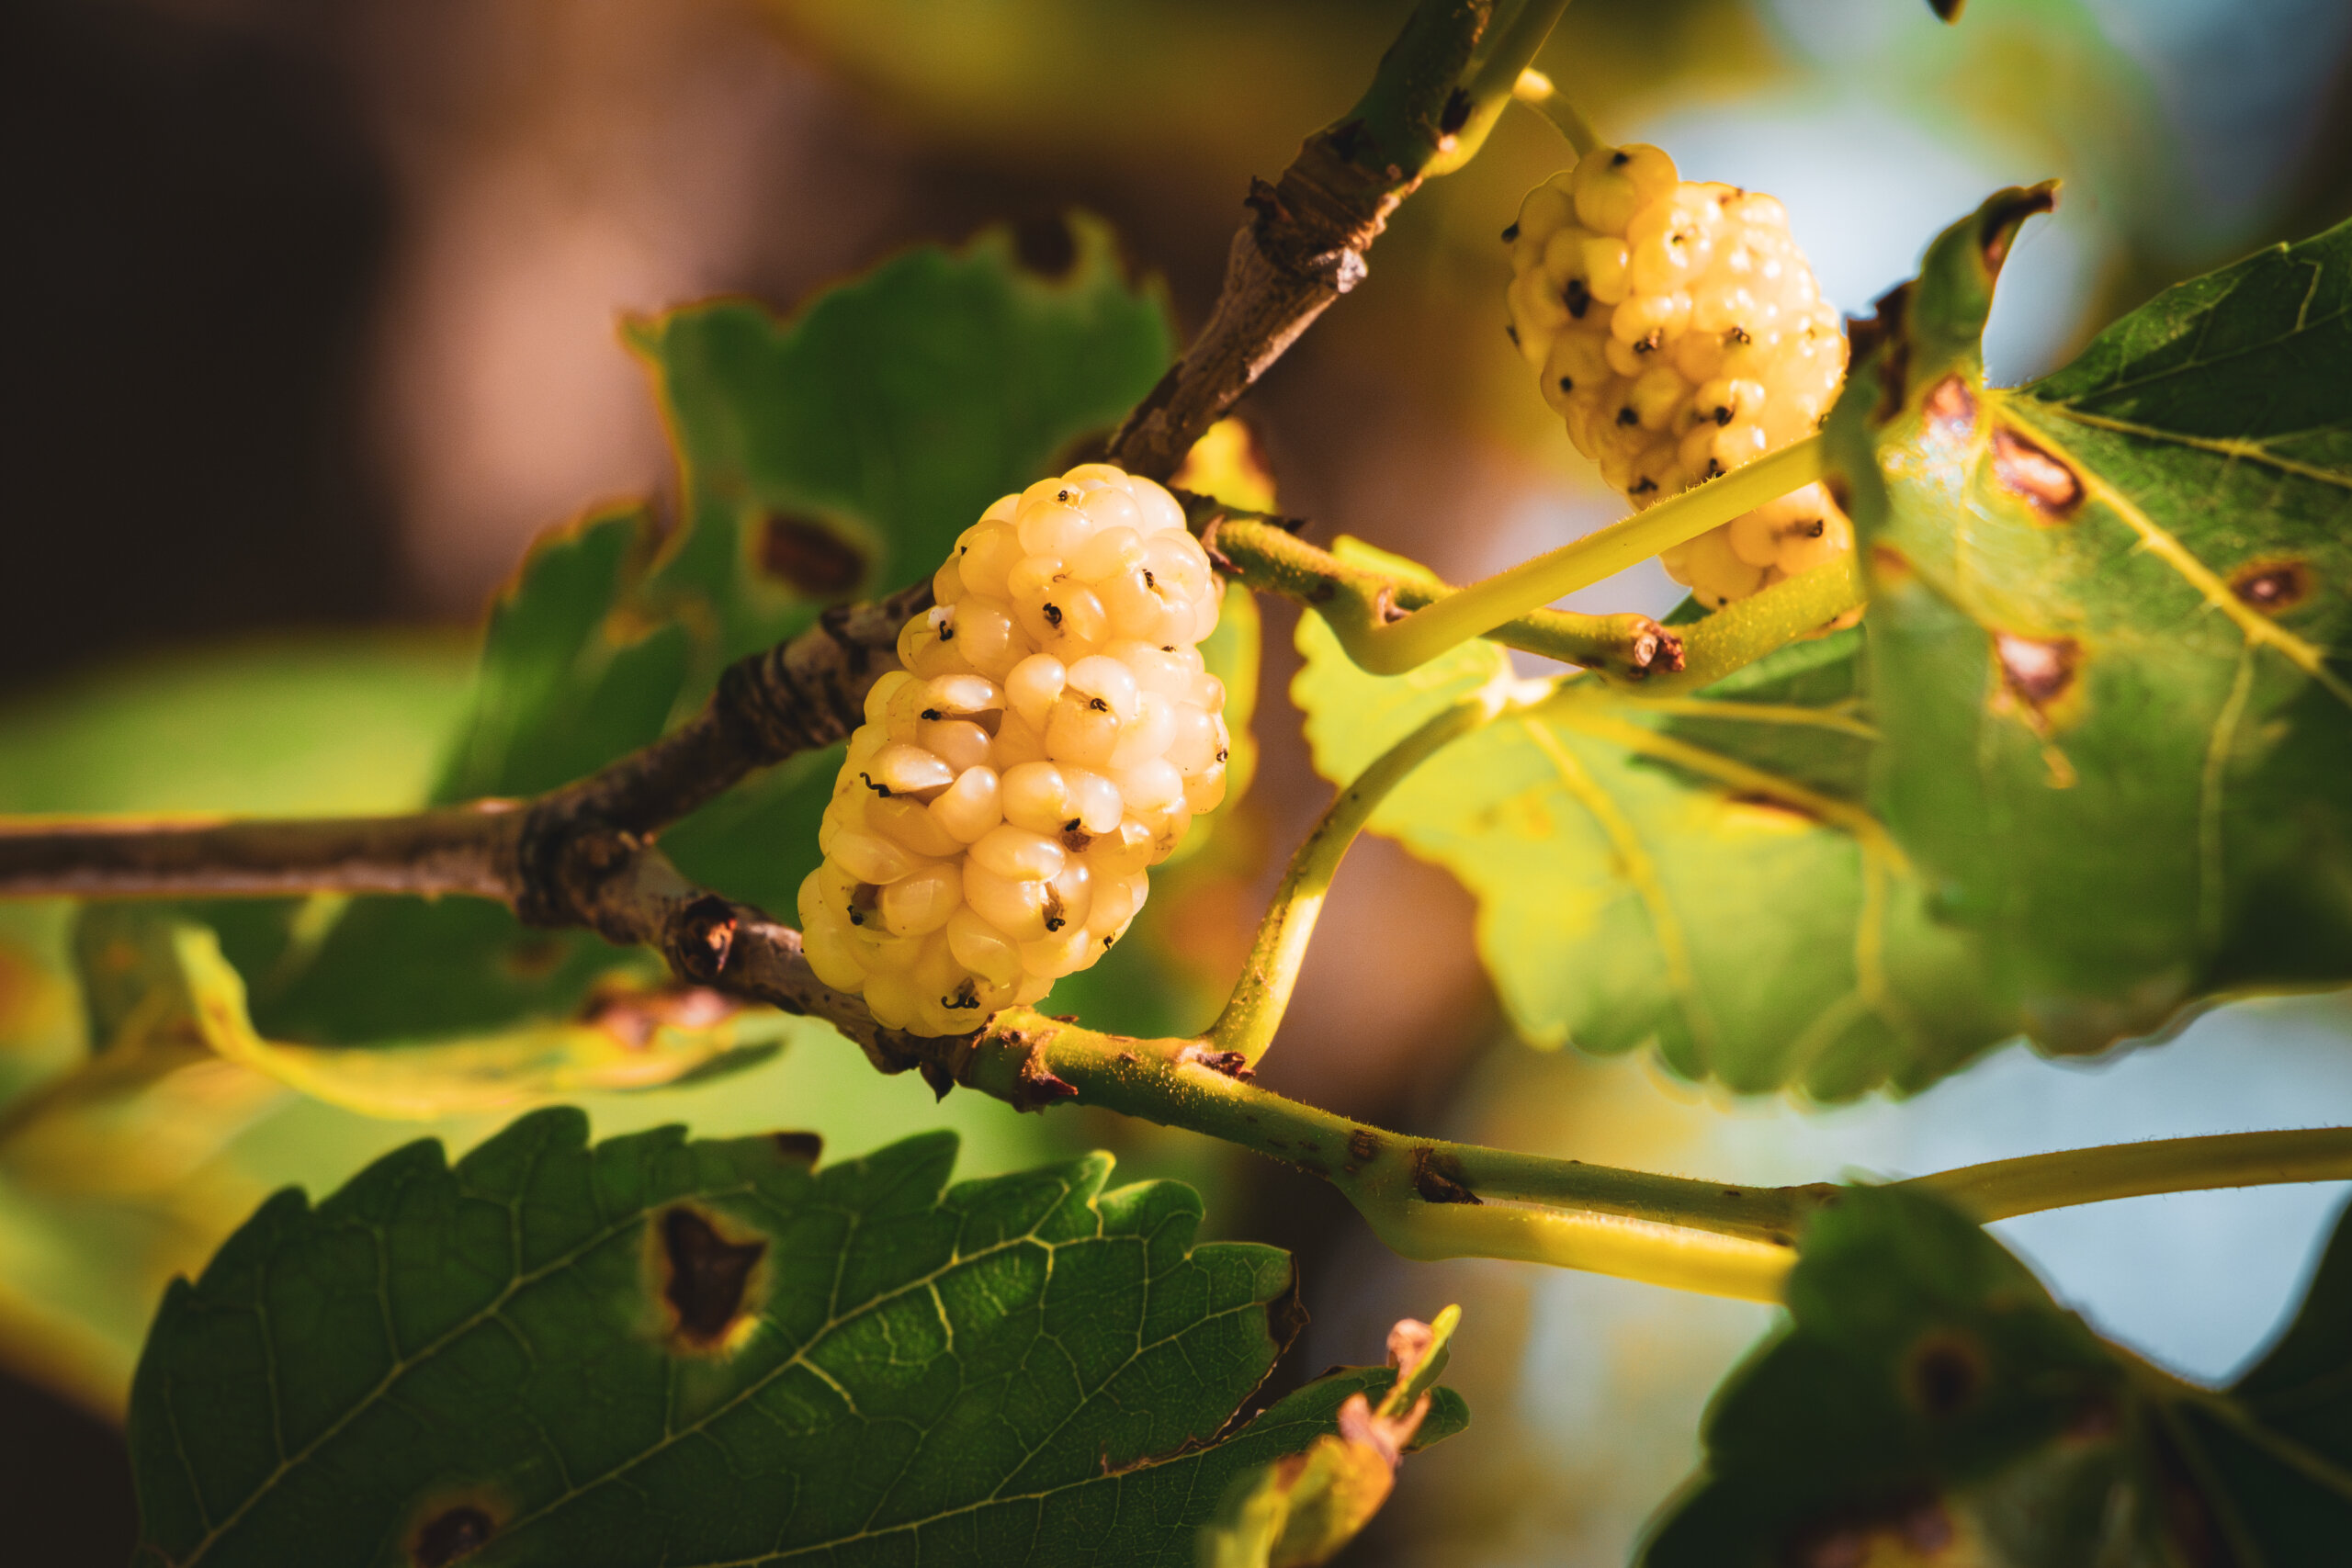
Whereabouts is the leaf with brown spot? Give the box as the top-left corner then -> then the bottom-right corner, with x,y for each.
1295,538 -> 2018,1099
223,218 -> 1173,1059
1831,193 -> 2352,1052
659,1206 -> 765,1349
129,1108 -> 1466,1568
1644,1184 -> 2352,1568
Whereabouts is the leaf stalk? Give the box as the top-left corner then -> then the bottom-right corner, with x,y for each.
1340,435 -> 1826,675
1210,683 -> 1521,1066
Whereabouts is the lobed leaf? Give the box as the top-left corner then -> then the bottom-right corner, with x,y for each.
1836,195 -> 2352,1051
1292,538 -> 2018,1098
238,217 -> 1182,1050
1643,1181 -> 2352,1566
129,1109 -> 1464,1567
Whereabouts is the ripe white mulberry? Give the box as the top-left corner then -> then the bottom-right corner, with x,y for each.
797,464 -> 1231,1035
1505,143 -> 1854,609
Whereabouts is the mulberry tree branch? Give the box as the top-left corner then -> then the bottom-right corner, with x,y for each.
0,582 -> 927,905
1182,492 -> 1687,680
1106,0 -> 1573,479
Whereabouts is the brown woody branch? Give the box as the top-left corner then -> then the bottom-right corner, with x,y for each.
1106,0 -> 1541,479
0,582 -> 928,906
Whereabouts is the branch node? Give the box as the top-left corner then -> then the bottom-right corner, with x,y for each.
1179,1044 -> 1255,1080
671,896 -> 739,984
1412,1145 -> 1482,1205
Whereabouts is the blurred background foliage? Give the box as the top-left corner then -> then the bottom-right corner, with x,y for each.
1,0 -> 2348,1562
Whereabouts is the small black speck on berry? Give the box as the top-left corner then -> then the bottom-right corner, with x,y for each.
1617,407 -> 1638,426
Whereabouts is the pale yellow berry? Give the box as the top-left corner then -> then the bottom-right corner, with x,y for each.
806,463 -> 1233,1032
1505,150 -> 1855,611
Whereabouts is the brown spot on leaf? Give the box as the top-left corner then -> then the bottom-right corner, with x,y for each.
1990,427 -> 2083,519
1978,182 -> 2058,276
1010,211 -> 1078,279
501,935 -> 567,981
1905,1331 -> 1985,1417
771,1132 -> 822,1166
1923,375 -> 1976,441
1995,630 -> 2080,708
1412,1146 -> 1481,1205
661,1206 -> 764,1348
1848,281 -> 1912,423
413,1506 -> 494,1568
759,513 -> 866,597
2230,558 -> 2312,614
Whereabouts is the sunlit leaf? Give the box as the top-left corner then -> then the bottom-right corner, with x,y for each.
1836,195 -> 2352,1050
79,909 -> 784,1119
1199,1306 -> 1462,1568
0,639 -> 482,1411
1293,538 -> 2018,1097
130,1108 -> 1464,1567
1643,1182 -> 2352,1567
255,219 -> 1176,1049
629,212 -> 1174,666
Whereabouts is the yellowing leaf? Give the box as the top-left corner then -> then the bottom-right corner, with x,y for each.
1293,539 -> 2018,1098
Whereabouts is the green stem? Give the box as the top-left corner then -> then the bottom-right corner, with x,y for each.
1199,509 -> 1683,679
963,1010 -> 1809,1302
1509,66 -> 1600,155
1210,686 -> 1518,1065
1608,555 -> 1867,694
1910,1128 -> 2352,1222
1340,436 -> 1826,675
1419,0 -> 1578,177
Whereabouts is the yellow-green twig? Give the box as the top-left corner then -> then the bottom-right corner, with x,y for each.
1210,684 -> 1521,1066
1510,67 -> 1600,156
1910,1128 -> 2352,1222
1611,554 -> 1868,694
1340,436 -> 1826,675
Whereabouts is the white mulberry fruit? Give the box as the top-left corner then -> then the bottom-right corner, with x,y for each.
797,464 -> 1232,1035
1505,143 -> 1854,609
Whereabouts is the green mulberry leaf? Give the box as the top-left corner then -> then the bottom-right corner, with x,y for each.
1833,191 -> 2352,1051
245,218 -> 1176,1050
1643,1182 -> 2352,1567
1292,538 -> 2018,1098
128,1108 -> 1465,1568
